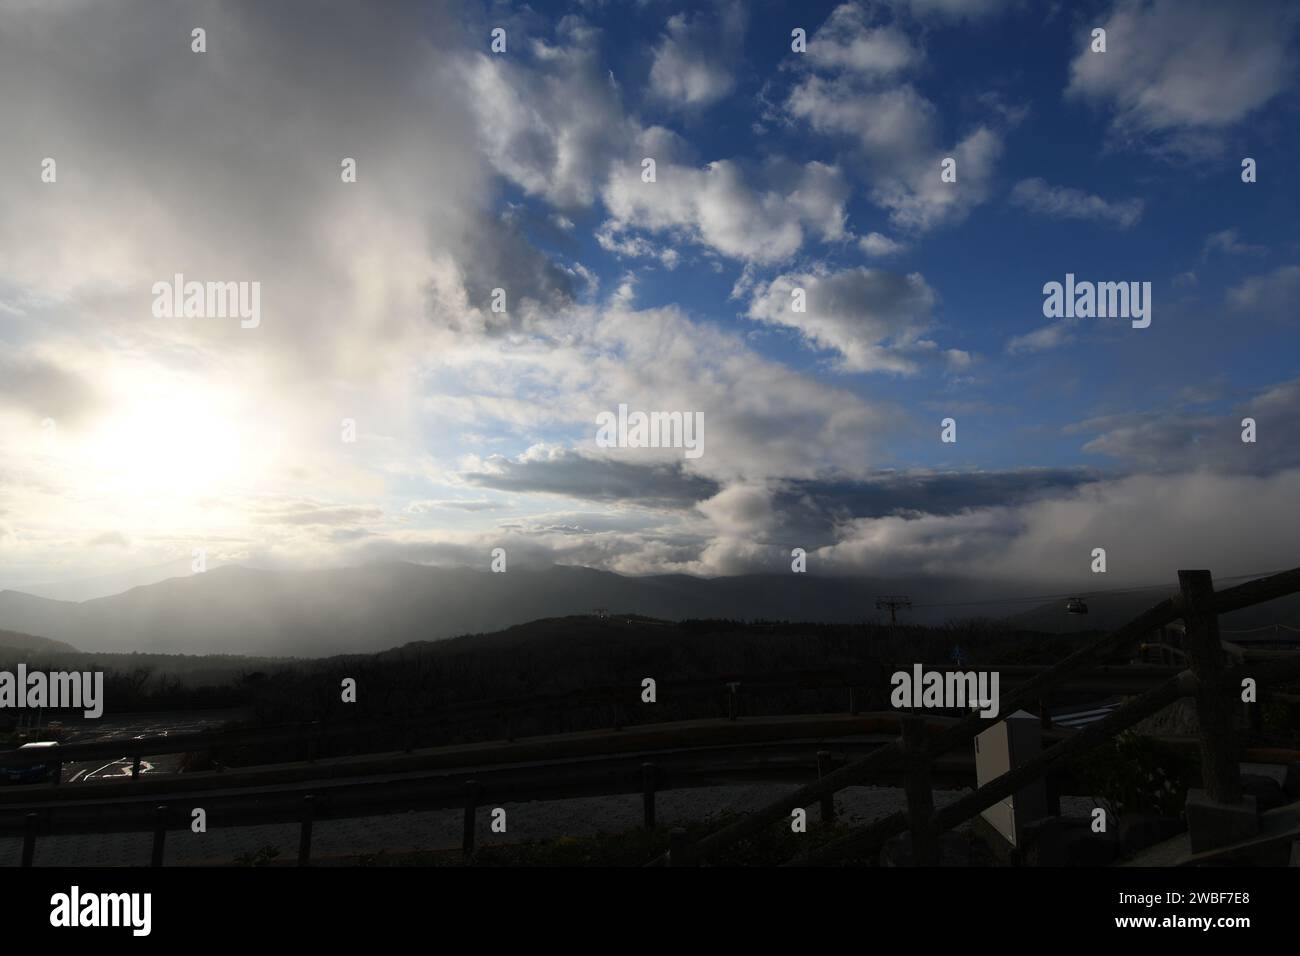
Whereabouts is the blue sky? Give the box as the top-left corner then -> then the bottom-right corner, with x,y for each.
0,0 -> 1298,598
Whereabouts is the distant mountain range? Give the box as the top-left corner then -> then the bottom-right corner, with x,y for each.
0,628 -> 79,655
0,562 -> 1047,657
0,562 -> 1293,658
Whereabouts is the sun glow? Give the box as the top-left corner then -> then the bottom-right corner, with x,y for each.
81,386 -> 245,501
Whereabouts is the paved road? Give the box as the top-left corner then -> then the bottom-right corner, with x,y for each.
45,711 -> 239,784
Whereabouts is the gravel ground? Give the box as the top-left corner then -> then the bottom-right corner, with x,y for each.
2,783 -> 1101,866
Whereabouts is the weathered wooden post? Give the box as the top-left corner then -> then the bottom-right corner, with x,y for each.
21,812 -> 37,867
900,716 -> 939,866
462,780 -> 481,860
1179,570 -> 1257,852
816,750 -> 836,824
132,754 -> 142,779
1180,571 -> 1242,803
642,762 -> 657,830
1038,697 -> 1061,815
298,795 -> 315,866
1247,686 -> 1264,740
150,805 -> 167,867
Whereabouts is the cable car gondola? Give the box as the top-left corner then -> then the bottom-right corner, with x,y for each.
1065,597 -> 1089,615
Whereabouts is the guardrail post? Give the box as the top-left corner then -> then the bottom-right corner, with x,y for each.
462,780 -> 480,860
668,827 -> 693,867
900,716 -> 939,866
132,754 -> 142,779
816,750 -> 835,824
298,795 -> 315,866
642,762 -> 657,829
1179,570 -> 1242,804
21,812 -> 37,867
151,805 -> 167,867
1037,697 -> 1061,815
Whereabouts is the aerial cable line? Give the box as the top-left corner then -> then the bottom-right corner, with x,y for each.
903,567 -> 1294,611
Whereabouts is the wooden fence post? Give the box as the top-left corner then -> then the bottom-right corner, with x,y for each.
462,780 -> 480,860
642,762 -> 657,830
21,812 -> 37,867
900,716 -> 939,866
1179,570 -> 1242,804
132,754 -> 142,779
150,805 -> 167,867
298,795 -> 315,866
816,751 -> 835,824
1248,686 -> 1264,740
727,683 -> 740,721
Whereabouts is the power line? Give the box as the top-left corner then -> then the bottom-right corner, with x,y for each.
905,567 -> 1295,612
874,595 -> 912,625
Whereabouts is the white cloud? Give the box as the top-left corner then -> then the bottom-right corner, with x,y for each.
600,158 -> 850,264
1202,228 -> 1265,258
1005,321 -> 1074,355
746,266 -> 943,373
1226,265 -> 1300,321
809,3 -> 922,75
1066,0 -> 1300,155
648,2 -> 747,107
890,0 -> 1017,19
1010,178 -> 1144,229
785,5 -> 1004,233
817,467 -> 1300,585
859,232 -> 908,256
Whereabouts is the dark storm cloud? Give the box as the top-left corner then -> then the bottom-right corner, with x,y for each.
462,449 -> 721,508
1071,379 -> 1300,473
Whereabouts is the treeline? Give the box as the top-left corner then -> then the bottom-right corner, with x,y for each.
2,616 -> 1099,765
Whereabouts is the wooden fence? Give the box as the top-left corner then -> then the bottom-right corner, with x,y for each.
654,567 -> 1300,866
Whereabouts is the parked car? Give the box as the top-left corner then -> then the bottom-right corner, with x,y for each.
0,741 -> 60,785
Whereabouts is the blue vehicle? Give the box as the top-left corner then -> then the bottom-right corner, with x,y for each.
0,741 -> 59,785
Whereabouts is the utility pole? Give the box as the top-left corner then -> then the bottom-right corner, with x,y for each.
875,595 -> 912,626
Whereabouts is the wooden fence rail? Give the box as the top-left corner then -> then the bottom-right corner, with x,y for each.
660,567 -> 1300,867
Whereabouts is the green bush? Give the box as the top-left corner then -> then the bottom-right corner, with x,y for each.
1077,730 -> 1198,820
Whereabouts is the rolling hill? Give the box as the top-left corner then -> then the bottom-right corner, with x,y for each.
0,562 -> 1044,657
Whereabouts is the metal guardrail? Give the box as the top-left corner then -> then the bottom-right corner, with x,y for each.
0,661 -> 1179,777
